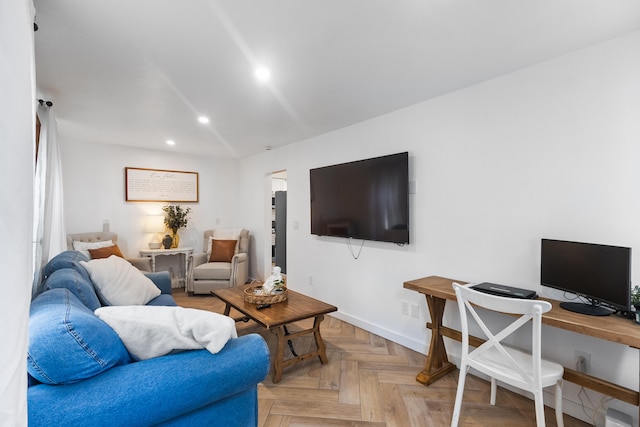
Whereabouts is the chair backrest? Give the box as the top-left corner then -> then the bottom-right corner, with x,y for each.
202,229 -> 250,255
66,232 -> 119,251
452,282 -> 552,384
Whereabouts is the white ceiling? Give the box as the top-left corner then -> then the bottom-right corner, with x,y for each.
34,1 -> 640,159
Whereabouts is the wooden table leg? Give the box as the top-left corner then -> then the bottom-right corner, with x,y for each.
313,315 -> 328,364
416,294 -> 455,385
271,326 -> 286,384
269,316 -> 328,383
223,302 -> 231,316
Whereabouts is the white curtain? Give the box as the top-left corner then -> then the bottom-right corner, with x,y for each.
1,1 -> 36,424
33,103 -> 67,295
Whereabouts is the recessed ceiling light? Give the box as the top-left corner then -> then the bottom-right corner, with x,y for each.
166,140 -> 176,146
254,66 -> 271,82
198,116 -> 210,124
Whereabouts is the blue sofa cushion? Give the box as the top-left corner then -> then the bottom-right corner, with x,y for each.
27,334 -> 270,427
28,288 -> 131,384
43,268 -> 102,311
43,250 -> 91,281
144,271 -> 173,294
146,293 -> 178,306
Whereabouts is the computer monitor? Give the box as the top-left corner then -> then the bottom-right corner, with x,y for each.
540,238 -> 631,316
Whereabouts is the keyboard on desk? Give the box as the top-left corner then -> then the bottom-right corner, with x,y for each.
471,282 -> 538,299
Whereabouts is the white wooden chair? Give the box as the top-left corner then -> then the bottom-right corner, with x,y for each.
451,282 -> 564,427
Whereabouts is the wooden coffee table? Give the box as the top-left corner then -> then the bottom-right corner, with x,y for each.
212,284 -> 338,383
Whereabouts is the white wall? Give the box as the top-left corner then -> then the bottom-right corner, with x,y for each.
55,30 -> 640,424
0,1 -> 35,425
60,140 -> 242,259
238,31 -> 640,424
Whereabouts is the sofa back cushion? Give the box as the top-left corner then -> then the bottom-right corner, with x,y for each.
28,288 -> 131,385
42,250 -> 91,282
43,268 -> 102,311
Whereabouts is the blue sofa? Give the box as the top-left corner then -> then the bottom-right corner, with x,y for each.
28,251 -> 270,426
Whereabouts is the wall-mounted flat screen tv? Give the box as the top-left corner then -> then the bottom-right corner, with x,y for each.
540,238 -> 632,316
310,152 -> 409,244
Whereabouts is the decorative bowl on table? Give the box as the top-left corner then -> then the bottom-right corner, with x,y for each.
243,284 -> 288,304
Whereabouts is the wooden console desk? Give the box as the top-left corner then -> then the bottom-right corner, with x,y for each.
404,275 -> 640,410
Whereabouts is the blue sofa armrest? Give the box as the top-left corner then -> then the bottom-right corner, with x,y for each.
28,334 -> 270,427
145,271 -> 172,295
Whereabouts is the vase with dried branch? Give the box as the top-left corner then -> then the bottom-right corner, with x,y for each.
162,205 -> 191,248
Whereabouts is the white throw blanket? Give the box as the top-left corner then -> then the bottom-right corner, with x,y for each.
95,306 -> 238,361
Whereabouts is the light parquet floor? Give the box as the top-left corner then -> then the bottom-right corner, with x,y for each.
173,289 -> 590,427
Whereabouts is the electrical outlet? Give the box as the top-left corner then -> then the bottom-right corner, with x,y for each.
574,350 -> 591,373
411,304 -> 419,318
401,301 -> 409,315
308,275 -> 313,285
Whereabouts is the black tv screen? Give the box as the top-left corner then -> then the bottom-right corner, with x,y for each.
310,152 -> 409,244
540,238 -> 631,316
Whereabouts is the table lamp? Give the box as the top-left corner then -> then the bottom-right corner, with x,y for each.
145,215 -> 165,249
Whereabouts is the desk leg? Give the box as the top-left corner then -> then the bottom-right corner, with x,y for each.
416,294 -> 455,386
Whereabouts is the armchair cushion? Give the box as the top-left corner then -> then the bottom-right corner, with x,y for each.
193,262 -> 232,281
28,288 -> 131,385
80,256 -> 161,306
209,239 -> 237,263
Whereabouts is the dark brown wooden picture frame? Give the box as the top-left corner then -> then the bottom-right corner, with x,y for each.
125,167 -> 199,202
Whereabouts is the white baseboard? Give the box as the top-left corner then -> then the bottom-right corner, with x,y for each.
329,311 -> 429,355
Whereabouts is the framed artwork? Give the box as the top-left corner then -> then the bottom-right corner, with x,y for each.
125,167 -> 199,202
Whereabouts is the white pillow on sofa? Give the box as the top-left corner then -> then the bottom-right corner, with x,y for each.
80,255 -> 160,305
73,239 -> 114,258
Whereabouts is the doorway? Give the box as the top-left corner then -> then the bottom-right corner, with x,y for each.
271,171 -> 287,273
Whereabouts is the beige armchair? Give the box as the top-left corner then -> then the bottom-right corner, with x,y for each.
66,232 -> 152,272
188,229 -> 250,295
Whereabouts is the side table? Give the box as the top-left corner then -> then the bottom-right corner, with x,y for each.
139,247 -> 193,288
